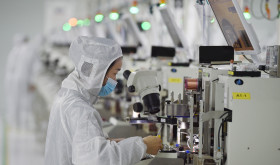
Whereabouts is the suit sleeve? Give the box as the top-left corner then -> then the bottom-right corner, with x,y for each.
70,108 -> 147,165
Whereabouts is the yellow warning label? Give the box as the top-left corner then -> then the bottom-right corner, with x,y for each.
168,78 -> 182,83
228,71 -> 234,75
232,93 -> 251,100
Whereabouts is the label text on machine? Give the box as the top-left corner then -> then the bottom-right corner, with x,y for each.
168,78 -> 182,83
232,92 -> 251,100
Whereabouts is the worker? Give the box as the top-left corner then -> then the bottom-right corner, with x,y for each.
44,36 -> 162,165
5,34 -> 43,129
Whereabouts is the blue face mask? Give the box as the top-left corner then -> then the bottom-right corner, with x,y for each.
98,77 -> 118,97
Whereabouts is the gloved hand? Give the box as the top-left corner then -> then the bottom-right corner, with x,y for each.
143,136 -> 162,155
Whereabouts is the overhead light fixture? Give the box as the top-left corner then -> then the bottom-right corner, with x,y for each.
77,20 -> 84,26
130,0 -> 139,14
141,21 -> 151,31
109,9 -> 120,20
95,13 -> 104,23
265,0 -> 271,19
63,23 -> 71,31
159,0 -> 166,7
243,6 -> 251,20
68,18 -> 78,27
84,18 -> 91,26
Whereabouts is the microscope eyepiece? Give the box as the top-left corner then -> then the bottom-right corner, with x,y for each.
123,70 -> 131,80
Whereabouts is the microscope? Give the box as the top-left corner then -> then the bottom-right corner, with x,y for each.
123,70 -> 179,124
123,70 -> 161,116
123,70 -> 201,164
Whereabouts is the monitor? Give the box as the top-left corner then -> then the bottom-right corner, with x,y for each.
158,7 -> 193,60
208,0 -> 261,55
159,7 -> 189,49
199,46 -> 234,64
151,46 -> 176,58
122,14 -> 147,48
121,46 -> 137,54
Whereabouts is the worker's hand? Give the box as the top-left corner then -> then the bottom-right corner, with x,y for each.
108,138 -> 125,143
143,136 -> 162,155
112,138 -> 125,143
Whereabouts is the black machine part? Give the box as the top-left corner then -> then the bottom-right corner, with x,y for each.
114,79 -> 123,94
199,46 -> 234,64
123,70 -> 131,80
151,46 -> 176,58
143,93 -> 160,114
133,102 -> 143,113
121,46 -> 137,54
129,116 -> 177,124
128,85 -> 135,92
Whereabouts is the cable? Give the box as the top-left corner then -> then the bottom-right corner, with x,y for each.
217,112 -> 232,149
260,0 -> 267,18
212,78 -> 219,82
260,0 -> 279,21
157,125 -> 163,136
219,111 -> 229,119
263,70 -> 270,74
278,0 -> 280,18
186,138 -> 191,149
217,119 -> 224,149
243,55 -> 253,63
250,0 -> 264,19
277,0 -> 280,18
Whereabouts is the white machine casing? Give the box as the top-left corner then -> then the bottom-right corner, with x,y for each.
217,75 -> 280,165
161,66 -> 199,100
126,70 -> 160,99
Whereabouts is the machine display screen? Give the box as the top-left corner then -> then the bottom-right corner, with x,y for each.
151,46 -> 176,57
199,46 -> 234,63
124,17 -> 143,47
160,8 -> 183,48
121,46 -> 137,54
208,0 -> 254,51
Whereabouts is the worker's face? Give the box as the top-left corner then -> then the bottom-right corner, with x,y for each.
102,58 -> 122,86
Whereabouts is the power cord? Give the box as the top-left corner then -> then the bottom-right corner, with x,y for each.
263,70 -> 270,74
217,112 -> 232,150
250,0 -> 264,19
243,55 -> 253,63
260,0 -> 279,21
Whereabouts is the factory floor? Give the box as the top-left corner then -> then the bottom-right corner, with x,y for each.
0,115 -> 45,165
0,118 -> 4,165
136,158 -> 192,165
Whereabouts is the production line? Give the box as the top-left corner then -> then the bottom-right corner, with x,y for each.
2,0 -> 280,165
41,1 -> 280,164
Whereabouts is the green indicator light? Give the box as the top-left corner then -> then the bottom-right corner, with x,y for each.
109,12 -> 119,20
160,3 -> 166,7
141,21 -> 151,31
95,14 -> 104,23
243,12 -> 251,20
210,18 -> 215,24
84,18 -> 91,26
63,23 -> 71,31
130,6 -> 139,14
77,20 -> 84,26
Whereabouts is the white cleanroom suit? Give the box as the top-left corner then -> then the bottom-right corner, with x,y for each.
44,36 -> 147,165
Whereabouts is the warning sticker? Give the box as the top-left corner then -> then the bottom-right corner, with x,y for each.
228,71 -> 234,75
232,92 -> 251,100
168,78 -> 182,83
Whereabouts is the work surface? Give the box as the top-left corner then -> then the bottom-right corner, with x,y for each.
136,157 -> 185,165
